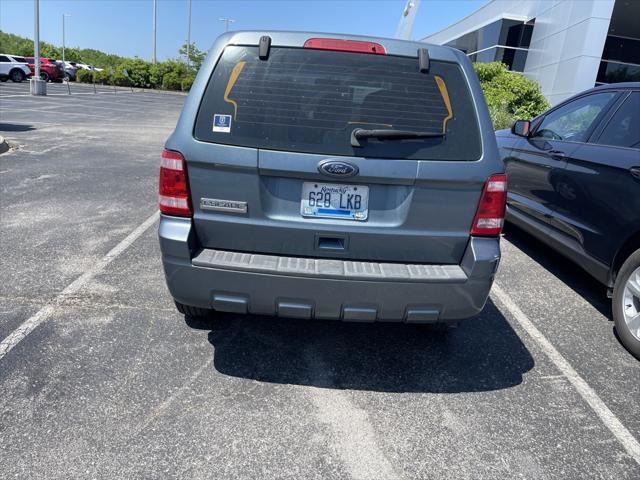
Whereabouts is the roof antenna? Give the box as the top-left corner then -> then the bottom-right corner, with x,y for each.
259,35 -> 272,60
418,48 -> 430,73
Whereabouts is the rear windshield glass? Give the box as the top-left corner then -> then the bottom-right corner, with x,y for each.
195,46 -> 481,160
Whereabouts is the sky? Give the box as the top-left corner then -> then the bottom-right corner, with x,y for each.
0,0 -> 487,61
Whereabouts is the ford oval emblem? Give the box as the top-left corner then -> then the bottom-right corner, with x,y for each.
318,160 -> 359,178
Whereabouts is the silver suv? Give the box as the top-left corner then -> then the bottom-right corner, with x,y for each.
159,31 -> 505,326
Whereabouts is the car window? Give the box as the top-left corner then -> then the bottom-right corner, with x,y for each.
0,55 -> 10,62
532,92 -> 617,143
595,92 -> 640,149
195,46 -> 482,161
12,56 -> 27,63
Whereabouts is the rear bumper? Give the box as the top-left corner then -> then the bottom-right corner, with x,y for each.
159,215 -> 500,322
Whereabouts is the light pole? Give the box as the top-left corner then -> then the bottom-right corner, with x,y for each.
31,0 -> 46,95
186,0 -> 192,68
219,18 -> 235,32
62,14 -> 70,73
152,0 -> 157,64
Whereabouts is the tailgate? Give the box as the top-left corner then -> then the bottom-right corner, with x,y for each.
187,38 -> 491,264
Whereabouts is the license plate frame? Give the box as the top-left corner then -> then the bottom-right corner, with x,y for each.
300,182 -> 369,221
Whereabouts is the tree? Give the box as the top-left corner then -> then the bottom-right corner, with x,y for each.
473,62 -> 550,130
40,44 -> 61,59
179,42 -> 206,71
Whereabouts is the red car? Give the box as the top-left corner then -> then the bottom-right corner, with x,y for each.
25,57 -> 65,82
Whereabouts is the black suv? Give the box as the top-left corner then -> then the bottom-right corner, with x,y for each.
497,82 -> 640,359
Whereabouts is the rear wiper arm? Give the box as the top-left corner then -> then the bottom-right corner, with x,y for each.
351,128 -> 444,147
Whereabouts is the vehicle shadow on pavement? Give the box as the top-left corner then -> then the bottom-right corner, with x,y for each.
0,123 -> 36,132
185,299 -> 534,393
502,224 -> 611,318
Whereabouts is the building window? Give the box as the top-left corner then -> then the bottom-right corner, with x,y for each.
597,0 -> 640,85
444,18 -> 534,72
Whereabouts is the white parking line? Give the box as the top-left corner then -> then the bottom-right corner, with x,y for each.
0,92 -> 131,98
491,283 -> 640,465
0,211 -> 159,360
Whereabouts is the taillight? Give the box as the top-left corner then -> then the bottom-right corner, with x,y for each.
303,38 -> 386,55
470,174 -> 507,236
159,149 -> 192,217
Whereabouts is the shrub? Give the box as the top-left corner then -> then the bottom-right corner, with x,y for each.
76,69 -> 93,83
149,63 -> 172,88
112,71 -> 129,87
473,62 -> 549,130
93,69 -> 112,85
487,102 -> 517,131
181,75 -> 195,92
162,72 -> 182,90
118,58 -> 151,88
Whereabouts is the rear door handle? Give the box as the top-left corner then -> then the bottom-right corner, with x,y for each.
631,167 -> 640,180
548,150 -> 566,160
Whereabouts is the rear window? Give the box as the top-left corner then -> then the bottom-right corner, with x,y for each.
12,56 -> 27,63
195,46 -> 482,161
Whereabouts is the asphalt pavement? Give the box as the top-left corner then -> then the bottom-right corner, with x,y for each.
1,79 -> 639,479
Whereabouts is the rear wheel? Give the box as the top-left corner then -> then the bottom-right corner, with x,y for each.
612,249 -> 640,360
9,69 -> 25,82
40,72 -> 50,82
174,301 -> 214,319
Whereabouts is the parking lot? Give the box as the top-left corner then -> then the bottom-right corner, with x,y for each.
1,80 -> 639,479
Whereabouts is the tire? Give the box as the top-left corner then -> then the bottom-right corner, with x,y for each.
40,72 -> 50,82
9,69 -> 25,83
612,248 -> 640,360
0,77 -> 7,82
174,301 -> 214,318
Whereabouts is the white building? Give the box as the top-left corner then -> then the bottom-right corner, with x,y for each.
421,0 -> 639,105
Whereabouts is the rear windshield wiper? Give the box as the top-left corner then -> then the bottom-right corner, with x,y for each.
350,128 -> 444,147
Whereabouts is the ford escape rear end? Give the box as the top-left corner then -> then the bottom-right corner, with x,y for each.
159,31 -> 504,324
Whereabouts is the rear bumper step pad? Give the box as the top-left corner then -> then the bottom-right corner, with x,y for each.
192,249 -> 467,283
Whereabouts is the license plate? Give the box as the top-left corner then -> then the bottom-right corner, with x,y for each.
300,182 -> 369,221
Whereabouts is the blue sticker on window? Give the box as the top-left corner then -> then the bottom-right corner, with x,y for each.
213,114 -> 232,133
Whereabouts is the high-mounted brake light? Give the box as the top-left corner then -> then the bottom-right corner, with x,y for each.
159,149 -> 192,217
303,38 -> 386,55
470,174 -> 507,236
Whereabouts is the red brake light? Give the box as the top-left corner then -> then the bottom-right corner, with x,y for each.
159,149 -> 192,217
470,174 -> 507,236
303,38 -> 386,55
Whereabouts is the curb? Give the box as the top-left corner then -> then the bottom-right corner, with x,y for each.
0,136 -> 9,155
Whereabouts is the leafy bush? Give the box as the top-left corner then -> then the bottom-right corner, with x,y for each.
162,72 -> 182,90
473,62 -> 549,130
181,75 -> 195,92
487,102 -> 517,131
112,71 -> 129,87
76,69 -> 93,83
118,58 -> 151,88
93,69 -> 112,85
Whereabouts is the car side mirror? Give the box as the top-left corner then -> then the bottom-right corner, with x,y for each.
511,119 -> 531,137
